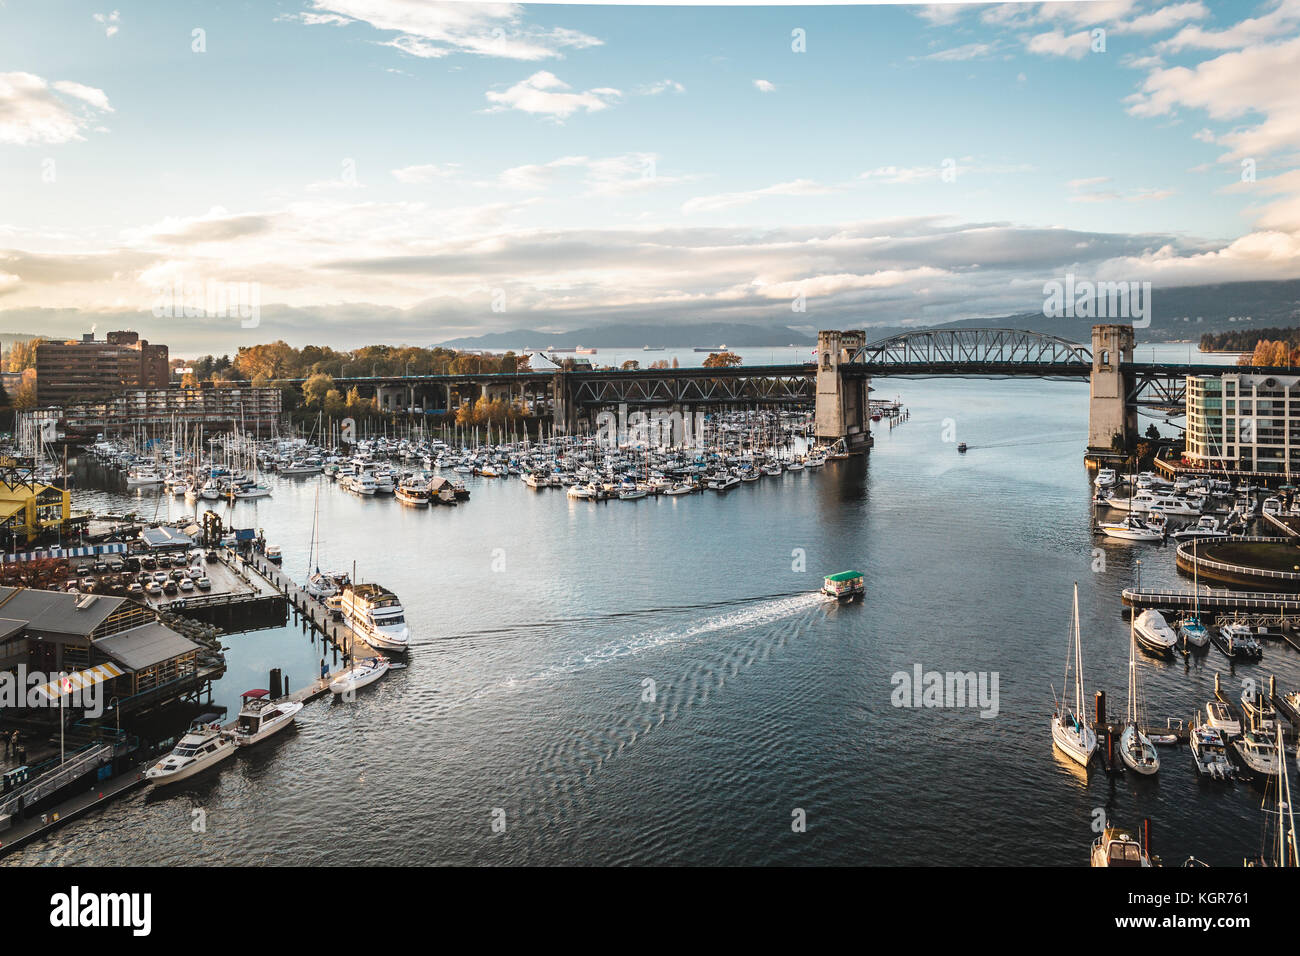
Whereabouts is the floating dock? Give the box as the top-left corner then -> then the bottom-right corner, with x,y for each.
1121,586 -> 1300,614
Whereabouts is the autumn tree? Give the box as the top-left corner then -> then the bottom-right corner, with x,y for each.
702,351 -> 742,368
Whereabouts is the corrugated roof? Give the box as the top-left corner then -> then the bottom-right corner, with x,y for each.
94,621 -> 200,671
0,587 -> 125,637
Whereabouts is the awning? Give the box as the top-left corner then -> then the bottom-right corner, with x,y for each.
2,543 -> 127,564
30,662 -> 126,702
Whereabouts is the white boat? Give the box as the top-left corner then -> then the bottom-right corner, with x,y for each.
1206,699 -> 1242,737
708,474 -> 741,492
1263,496 -> 1283,517
566,483 -> 596,499
265,545 -> 282,564
1170,515 -> 1228,541
1189,717 -> 1233,780
329,656 -> 391,695
1090,826 -> 1153,867
1177,616 -> 1210,650
340,582 -> 410,651
395,479 -> 430,506
231,690 -> 303,747
1094,467 -> 1117,489
1133,609 -> 1178,656
1242,677 -> 1278,735
144,718 -> 236,785
1051,584 -> 1097,768
279,460 -> 323,476
1217,621 -> 1263,659
234,484 -> 272,500
1120,617 -> 1159,775
126,467 -> 165,487
1099,513 -> 1164,541
1102,490 -> 1200,515
200,478 -> 221,500
663,482 -> 694,496
345,473 -> 377,495
785,459 -> 805,473
618,488 -> 648,500
1235,730 -> 1281,779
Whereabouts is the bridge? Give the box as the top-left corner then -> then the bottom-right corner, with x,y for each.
276,325 -> 1288,455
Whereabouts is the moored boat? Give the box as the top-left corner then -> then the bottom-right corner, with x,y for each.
231,690 -> 303,747
329,656 -> 391,695
144,716 -> 236,785
340,582 -> 410,651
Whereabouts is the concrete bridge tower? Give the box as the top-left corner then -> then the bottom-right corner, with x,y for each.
1088,324 -> 1137,452
815,330 -> 871,451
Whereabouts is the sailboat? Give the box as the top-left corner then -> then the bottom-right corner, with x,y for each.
1176,538 -> 1210,651
1120,616 -> 1160,775
303,483 -> 347,600
1246,725 -> 1300,866
1051,583 -> 1097,767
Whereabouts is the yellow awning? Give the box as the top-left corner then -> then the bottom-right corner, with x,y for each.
31,663 -> 126,702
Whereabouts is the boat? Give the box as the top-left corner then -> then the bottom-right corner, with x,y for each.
231,690 -> 303,747
265,545 -> 282,565
340,582 -> 410,651
329,656 -> 391,695
566,483 -> 595,499
1094,468 -> 1117,489
1101,490 -> 1199,516
1242,675 -> 1278,735
144,716 -> 236,785
1090,825 -> 1153,867
1206,698 -> 1242,737
956,442 -> 967,453
708,474 -> 740,492
822,570 -> 864,603
618,488 -> 648,500
1246,725 -> 1300,866
663,481 -> 694,496
1132,608 -> 1178,656
1120,616 -> 1160,775
1214,621 -> 1263,660
1177,541 -> 1210,651
1189,716 -> 1233,780
395,478 -> 430,506
1235,730 -> 1281,780
1098,513 -> 1164,541
1051,584 -> 1097,767
1170,515 -> 1228,541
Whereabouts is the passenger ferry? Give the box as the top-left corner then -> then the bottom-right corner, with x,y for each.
822,571 -> 864,603
340,582 -> 411,651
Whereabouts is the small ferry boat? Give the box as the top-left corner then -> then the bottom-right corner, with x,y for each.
232,690 -> 303,747
329,656 -> 390,696
145,716 -> 236,785
340,582 -> 410,651
822,571 -> 864,603
1090,825 -> 1153,867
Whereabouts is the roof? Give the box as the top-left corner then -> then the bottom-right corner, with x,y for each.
140,526 -> 194,549
525,351 -> 560,370
0,587 -> 125,637
0,617 -> 26,642
824,571 -> 863,582
93,621 -> 200,671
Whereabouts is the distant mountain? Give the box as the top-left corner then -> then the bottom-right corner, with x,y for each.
437,323 -> 817,350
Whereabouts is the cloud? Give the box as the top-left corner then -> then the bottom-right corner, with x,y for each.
753,79 -> 775,92
0,72 -> 113,146
1157,0 -> 1300,52
93,10 -> 120,38
682,179 -> 834,214
637,79 -> 685,95
484,71 -> 621,118
1026,28 -> 1094,59
391,163 -> 460,183
915,42 -> 996,62
295,0 -> 602,61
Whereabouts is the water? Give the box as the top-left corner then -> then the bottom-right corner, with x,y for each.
7,344 -> 1286,866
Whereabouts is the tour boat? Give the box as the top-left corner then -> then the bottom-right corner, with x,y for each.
1098,513 -> 1164,541
1206,699 -> 1242,737
1189,717 -> 1233,780
822,570 -> 864,603
329,656 -> 391,696
145,717 -> 236,785
1120,616 -> 1160,775
1090,825 -> 1153,867
1051,584 -> 1097,768
1133,609 -> 1178,656
231,690 -> 304,747
340,582 -> 410,651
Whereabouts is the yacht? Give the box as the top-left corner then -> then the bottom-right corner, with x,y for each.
345,473 -> 377,495
1170,515 -> 1228,541
1094,467 -> 1117,489
1215,621 -> 1264,660
1102,490 -> 1199,516
1051,584 -> 1097,768
126,466 -> 165,487
395,478 -> 430,506
1235,730 -> 1282,780
1206,699 -> 1242,737
144,717 -> 236,785
1090,826 -> 1153,867
1242,677 -> 1278,735
340,582 -> 410,652
231,690 -> 303,747
329,656 -> 391,696
1263,496 -> 1283,517
1133,609 -> 1178,656
708,473 -> 741,492
1098,513 -> 1164,541
1189,716 -> 1233,780
279,459 -> 323,476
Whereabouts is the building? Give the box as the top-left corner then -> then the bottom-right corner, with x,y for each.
1185,372 -> 1300,474
50,383 -> 283,435
0,588 -> 203,715
34,331 -> 170,407
0,478 -> 70,549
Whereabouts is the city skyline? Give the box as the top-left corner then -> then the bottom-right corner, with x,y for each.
1,0 -> 1298,354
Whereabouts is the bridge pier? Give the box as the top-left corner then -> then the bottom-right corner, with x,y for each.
1088,324 -> 1137,453
815,330 -> 871,452
552,371 -> 577,435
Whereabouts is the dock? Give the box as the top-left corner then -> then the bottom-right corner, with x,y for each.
0,764 -> 147,858
1121,586 -> 1300,614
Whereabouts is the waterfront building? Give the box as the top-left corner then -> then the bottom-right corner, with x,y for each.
1186,372 -> 1300,474
34,331 -> 170,407
47,383 -> 283,436
0,478 -> 70,548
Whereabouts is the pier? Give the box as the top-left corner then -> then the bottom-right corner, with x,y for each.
1121,586 -> 1300,614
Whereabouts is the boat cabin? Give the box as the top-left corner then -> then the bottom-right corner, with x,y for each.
822,571 -> 865,602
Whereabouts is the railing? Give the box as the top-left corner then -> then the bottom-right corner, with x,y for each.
0,742 -> 112,818
1175,535 -> 1300,582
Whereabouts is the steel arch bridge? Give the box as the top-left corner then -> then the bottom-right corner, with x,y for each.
845,328 -> 1093,377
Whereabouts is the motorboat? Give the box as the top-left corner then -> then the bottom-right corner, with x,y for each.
708,473 -> 741,492
1099,513 -> 1164,541
1170,514 -> 1228,541
618,488 -> 648,500
1051,584 -> 1097,768
1206,699 -> 1241,737
265,545 -> 282,565
340,582 -> 410,651
231,690 -> 304,747
1102,490 -> 1199,516
144,716 -> 236,785
1189,717 -> 1233,780
1094,468 -> 1117,489
1214,621 -> 1263,660
1090,826 -> 1153,867
1234,730 -> 1281,780
329,656 -> 391,696
395,478 -> 430,506
1241,676 -> 1278,735
822,570 -> 864,603
1133,609 -> 1178,656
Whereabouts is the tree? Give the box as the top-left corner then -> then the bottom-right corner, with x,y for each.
303,372 -> 334,408
622,360 -> 640,371
1145,424 -> 1160,440
702,351 -> 742,368
12,368 -> 36,409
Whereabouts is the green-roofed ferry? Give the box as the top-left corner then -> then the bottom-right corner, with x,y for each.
822,571 -> 864,603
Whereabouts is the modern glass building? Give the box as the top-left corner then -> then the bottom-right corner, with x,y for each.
1186,372 -> 1300,474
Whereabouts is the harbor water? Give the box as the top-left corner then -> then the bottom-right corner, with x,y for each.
8,344 -> 1286,867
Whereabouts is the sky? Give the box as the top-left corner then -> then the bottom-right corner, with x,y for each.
0,0 -> 1298,354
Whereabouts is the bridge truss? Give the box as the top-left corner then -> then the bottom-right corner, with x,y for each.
847,328 -> 1093,376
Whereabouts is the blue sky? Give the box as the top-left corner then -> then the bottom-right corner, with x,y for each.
1,0 -> 1298,352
